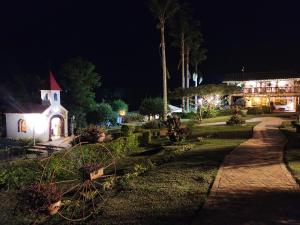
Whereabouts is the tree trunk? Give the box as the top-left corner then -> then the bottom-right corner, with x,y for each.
160,23 -> 168,121
181,32 -> 185,113
186,46 -> 190,112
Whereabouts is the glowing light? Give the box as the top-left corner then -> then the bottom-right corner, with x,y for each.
245,81 -> 257,87
53,107 -> 60,113
278,80 -> 287,87
24,114 -> 47,134
119,110 -> 126,116
198,98 -> 203,105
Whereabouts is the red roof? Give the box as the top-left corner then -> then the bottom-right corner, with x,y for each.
47,70 -> 62,91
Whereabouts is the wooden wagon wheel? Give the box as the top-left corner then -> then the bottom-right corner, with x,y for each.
39,143 -> 116,222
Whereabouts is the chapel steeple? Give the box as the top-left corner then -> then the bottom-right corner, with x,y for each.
41,71 -> 62,105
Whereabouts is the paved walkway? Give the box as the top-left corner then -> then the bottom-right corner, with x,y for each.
193,117 -> 300,225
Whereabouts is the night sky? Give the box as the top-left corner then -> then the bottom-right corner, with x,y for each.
1,0 -> 300,106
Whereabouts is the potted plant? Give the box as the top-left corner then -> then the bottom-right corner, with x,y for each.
18,183 -> 62,216
81,163 -> 104,181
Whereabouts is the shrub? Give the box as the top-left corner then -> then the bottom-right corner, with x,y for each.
17,183 -> 62,215
165,115 -> 188,142
106,134 -> 139,156
0,161 -> 41,190
105,138 -> 125,156
262,106 -> 271,113
202,108 -> 218,118
121,125 -> 135,137
111,99 -> 128,113
142,120 -> 163,129
78,125 -> 105,143
124,134 -> 139,154
226,115 -> 245,125
124,112 -> 145,123
246,107 -> 263,115
174,112 -> 196,119
140,130 -> 152,146
217,108 -> 233,116
96,103 -> 116,124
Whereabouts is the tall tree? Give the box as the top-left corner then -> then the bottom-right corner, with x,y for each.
147,0 -> 179,120
60,57 -> 101,128
190,28 -> 207,74
170,7 -> 190,113
185,21 -> 206,111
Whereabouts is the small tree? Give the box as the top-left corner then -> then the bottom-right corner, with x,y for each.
95,103 -> 116,125
60,57 -> 101,128
139,97 -> 164,118
111,99 -> 128,113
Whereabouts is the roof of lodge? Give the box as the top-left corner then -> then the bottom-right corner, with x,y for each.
4,103 -> 49,113
223,71 -> 300,81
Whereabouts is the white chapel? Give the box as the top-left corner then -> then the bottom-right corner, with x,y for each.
5,71 -> 68,142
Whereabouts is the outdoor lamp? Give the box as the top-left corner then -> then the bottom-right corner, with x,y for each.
119,110 -> 126,117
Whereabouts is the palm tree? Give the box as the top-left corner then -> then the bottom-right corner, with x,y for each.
185,22 -> 206,111
190,30 -> 207,74
170,7 -> 190,113
147,0 -> 179,120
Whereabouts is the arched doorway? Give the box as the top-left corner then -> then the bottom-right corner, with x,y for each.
49,115 -> 64,141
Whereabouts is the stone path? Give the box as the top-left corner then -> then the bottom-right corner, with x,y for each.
193,117 -> 300,225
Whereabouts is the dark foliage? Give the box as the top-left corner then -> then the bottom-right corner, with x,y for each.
226,115 -> 245,125
17,183 -> 61,215
78,125 -> 105,143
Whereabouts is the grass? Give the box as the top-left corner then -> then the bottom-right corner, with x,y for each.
84,124 -> 254,225
281,126 -> 300,184
184,112 -> 298,124
0,124 -> 255,225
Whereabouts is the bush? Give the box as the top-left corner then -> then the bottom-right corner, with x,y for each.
124,112 -> 145,123
78,125 -> 105,143
111,99 -> 128,113
96,103 -> 116,124
246,107 -> 263,115
0,160 -> 41,190
17,183 -> 62,215
174,112 -> 196,119
106,134 -> 140,156
142,120 -> 163,129
202,108 -> 218,118
139,130 -> 152,146
217,108 -> 233,116
262,106 -> 271,113
121,125 -> 135,137
226,115 -> 245,125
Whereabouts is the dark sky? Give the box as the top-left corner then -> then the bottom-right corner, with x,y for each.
1,0 -> 300,103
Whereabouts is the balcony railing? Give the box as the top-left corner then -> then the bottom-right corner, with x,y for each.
244,86 -> 300,94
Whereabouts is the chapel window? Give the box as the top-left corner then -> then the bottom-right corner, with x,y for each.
18,119 -> 27,133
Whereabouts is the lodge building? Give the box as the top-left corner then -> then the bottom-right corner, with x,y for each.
223,72 -> 300,112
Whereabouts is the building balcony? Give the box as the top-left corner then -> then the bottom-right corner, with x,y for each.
243,86 -> 300,94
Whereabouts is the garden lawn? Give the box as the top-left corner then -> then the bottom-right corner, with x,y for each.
87,125 -> 254,225
281,127 -> 300,184
0,124 -> 255,225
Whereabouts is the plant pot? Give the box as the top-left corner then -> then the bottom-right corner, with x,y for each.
48,200 -> 61,215
240,109 -> 248,116
98,132 -> 106,142
89,167 -> 104,180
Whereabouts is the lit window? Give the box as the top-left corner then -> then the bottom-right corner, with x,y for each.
54,93 -> 58,101
18,119 -> 27,133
